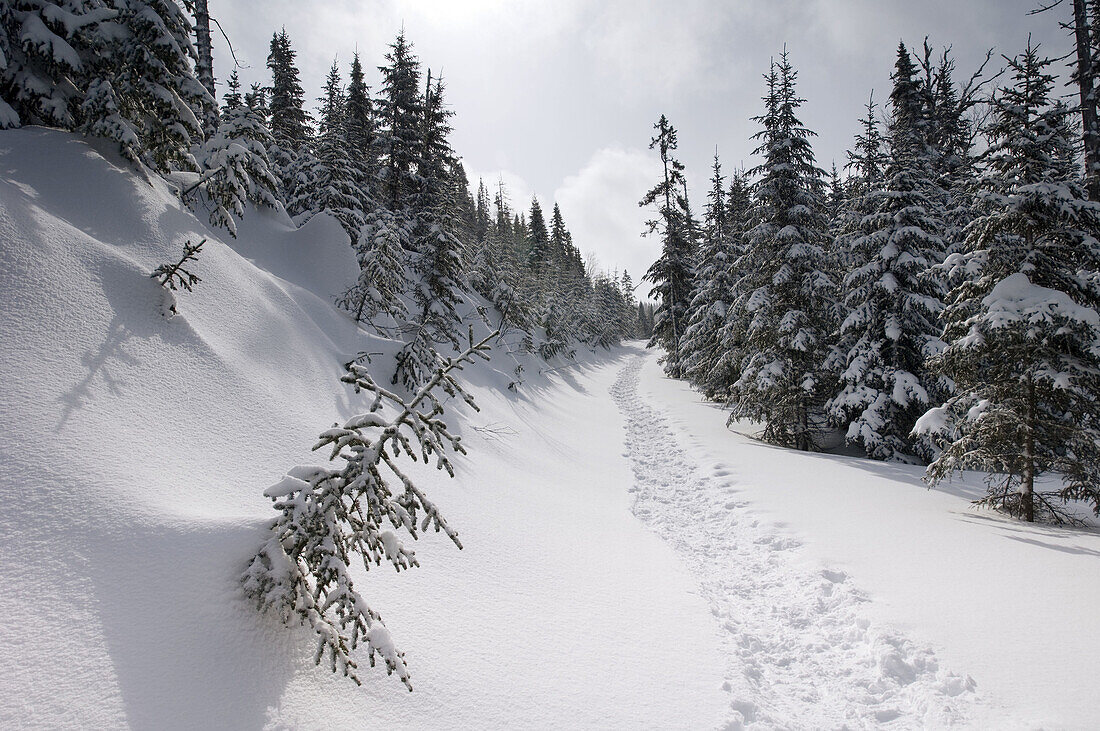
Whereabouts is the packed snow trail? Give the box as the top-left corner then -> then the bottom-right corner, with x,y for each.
611,354 -> 978,729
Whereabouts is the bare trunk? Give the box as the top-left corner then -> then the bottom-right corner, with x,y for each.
1074,0 -> 1100,200
1022,378 -> 1036,522
193,0 -> 217,134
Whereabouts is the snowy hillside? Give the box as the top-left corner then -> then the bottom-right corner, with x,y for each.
0,128 -> 726,729
3,128 -> 1100,729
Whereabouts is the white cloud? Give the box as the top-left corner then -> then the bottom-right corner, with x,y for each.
553,146 -> 662,291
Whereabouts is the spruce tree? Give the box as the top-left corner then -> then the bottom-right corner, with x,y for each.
266,28 -> 310,150
198,81 -> 280,236
712,169 -> 753,394
526,197 -> 552,278
345,52 -> 375,181
377,29 -> 423,213
726,53 -> 834,451
681,152 -> 737,398
916,43 -> 1100,522
395,72 -> 469,389
286,60 -> 368,238
827,44 -> 949,461
338,207 -> 411,330
641,114 -> 695,378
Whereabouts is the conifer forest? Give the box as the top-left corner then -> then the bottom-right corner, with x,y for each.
2,2 -> 1099,728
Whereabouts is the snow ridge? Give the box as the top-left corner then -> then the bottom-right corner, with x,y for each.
611,354 -> 978,729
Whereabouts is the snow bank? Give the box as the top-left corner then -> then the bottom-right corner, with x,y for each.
0,128 -> 726,729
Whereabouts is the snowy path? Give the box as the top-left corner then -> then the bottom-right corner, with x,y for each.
611,353 -> 979,729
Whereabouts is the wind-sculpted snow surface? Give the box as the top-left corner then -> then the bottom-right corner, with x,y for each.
611,354 -> 977,729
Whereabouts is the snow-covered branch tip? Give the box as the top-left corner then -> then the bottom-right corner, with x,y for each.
150,238 -> 205,317
241,329 -> 498,691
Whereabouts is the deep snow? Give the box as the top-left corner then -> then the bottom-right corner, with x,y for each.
638,354 -> 1100,729
3,128 -> 1099,730
0,128 -> 727,729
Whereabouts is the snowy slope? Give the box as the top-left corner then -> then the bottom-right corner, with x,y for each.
635,351 -> 1100,729
5,127 -> 1098,731
0,128 -> 728,729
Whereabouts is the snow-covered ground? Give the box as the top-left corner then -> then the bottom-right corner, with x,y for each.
3,128 -> 1099,729
0,128 -> 727,729
636,352 -> 1100,729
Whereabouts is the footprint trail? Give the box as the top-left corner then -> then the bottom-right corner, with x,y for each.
610,354 -> 978,729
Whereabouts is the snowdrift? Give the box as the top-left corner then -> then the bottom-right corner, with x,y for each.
0,128 -> 727,729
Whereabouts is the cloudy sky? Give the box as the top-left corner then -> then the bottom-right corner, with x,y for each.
210,0 -> 1069,287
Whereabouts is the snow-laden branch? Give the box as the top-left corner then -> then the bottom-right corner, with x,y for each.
242,330 -> 497,689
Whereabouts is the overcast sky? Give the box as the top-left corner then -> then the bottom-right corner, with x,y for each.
210,0 -> 1070,288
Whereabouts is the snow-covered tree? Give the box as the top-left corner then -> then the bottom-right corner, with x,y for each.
266,27 -> 310,150
916,43 -> 1100,522
681,153 -> 737,398
286,60 -> 368,238
196,81 -> 280,236
394,71 -> 469,390
243,332 -> 495,689
726,52 -> 835,451
0,0 -> 112,130
827,43 -> 949,461
377,29 -> 423,213
337,207 -> 411,329
641,114 -> 696,378
345,51 -> 375,180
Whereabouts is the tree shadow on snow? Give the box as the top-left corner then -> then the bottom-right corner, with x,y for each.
55,260 -> 198,430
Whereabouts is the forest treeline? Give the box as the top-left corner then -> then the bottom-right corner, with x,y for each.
1,2 -> 653,391
642,9 -> 1100,524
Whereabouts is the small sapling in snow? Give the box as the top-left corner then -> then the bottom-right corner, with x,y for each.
150,238 -> 205,317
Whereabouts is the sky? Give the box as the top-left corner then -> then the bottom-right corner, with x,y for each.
209,0 -> 1070,289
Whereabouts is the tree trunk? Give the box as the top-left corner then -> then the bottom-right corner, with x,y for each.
192,0 -> 217,134
1073,0 -> 1100,200
1022,378 -> 1036,522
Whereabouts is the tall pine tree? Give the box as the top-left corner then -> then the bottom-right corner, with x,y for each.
827,43 -> 949,461
641,114 -> 695,378
726,52 -> 834,451
916,43 -> 1100,522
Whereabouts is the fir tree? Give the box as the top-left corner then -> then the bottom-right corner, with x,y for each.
222,70 -> 243,115
726,52 -> 834,451
79,0 -> 210,173
526,197 -> 552,278
377,29 -> 423,212
712,169 -> 753,393
916,43 -> 1100,522
395,70 -> 469,389
286,60 -> 368,238
641,114 -> 695,378
827,43 -> 949,461
681,152 -> 737,398
338,207 -> 412,329
198,83 -> 280,237
266,28 -> 310,149
345,52 -> 375,180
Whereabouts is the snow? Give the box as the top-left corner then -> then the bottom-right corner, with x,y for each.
3,127 -> 1099,729
640,354 -> 1100,729
0,128 -> 725,729
982,271 -> 1100,331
